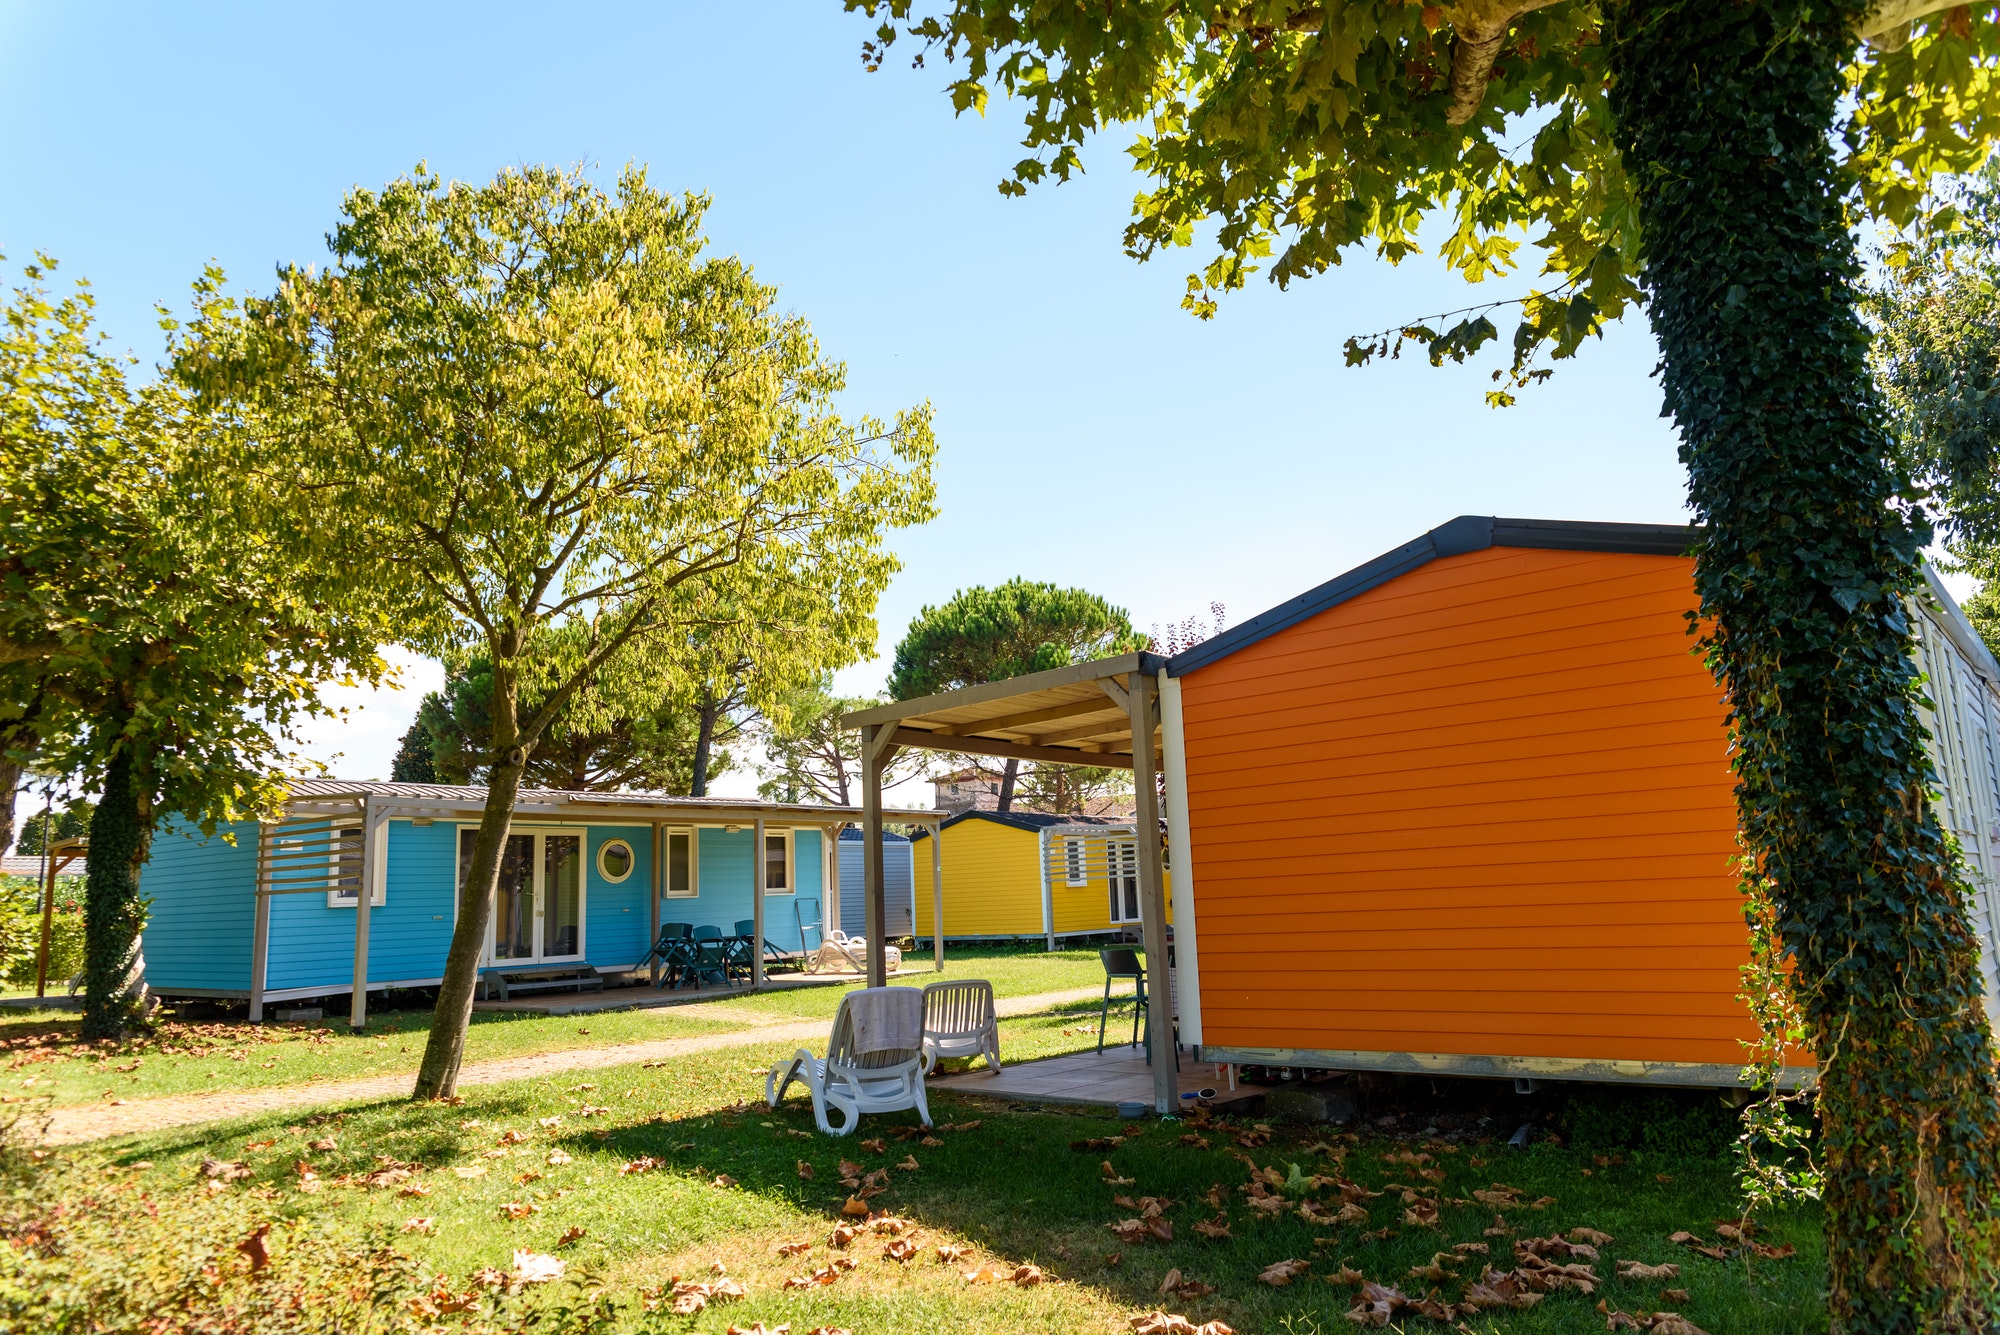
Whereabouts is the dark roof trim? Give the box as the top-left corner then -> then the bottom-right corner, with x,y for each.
908,809 -> 1122,840
1166,515 -> 1698,676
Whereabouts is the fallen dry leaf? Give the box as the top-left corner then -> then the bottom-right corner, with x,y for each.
237,1224 -> 271,1271
840,1196 -> 871,1219
398,1183 -> 431,1199
307,1137 -> 336,1152
1750,1241 -> 1798,1260
621,1157 -> 661,1176
897,1155 -> 919,1171
963,1261 -> 1009,1284
1258,1257 -> 1310,1287
796,1160 -> 814,1181
498,1201 -> 537,1221
725,1325 -> 791,1335
546,1150 -> 571,1167
1192,1215 -> 1232,1240
1401,1200 -> 1439,1227
556,1226 -> 586,1248
451,1165 -> 487,1180
860,1137 -> 886,1154
710,1174 -> 736,1189
936,1244 -> 970,1264
1012,1263 -> 1043,1286
777,1241 -> 813,1257
884,1237 -> 920,1262
1570,1226 -> 1616,1245
401,1217 -> 436,1234
1616,1259 -> 1682,1281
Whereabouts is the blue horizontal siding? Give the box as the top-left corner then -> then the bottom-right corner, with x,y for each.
140,819 -> 256,992
583,826 -> 652,967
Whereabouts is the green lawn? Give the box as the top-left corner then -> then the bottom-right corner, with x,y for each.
0,1005 -> 737,1108
6,1020 -> 1824,1334
0,946 -> 1113,1108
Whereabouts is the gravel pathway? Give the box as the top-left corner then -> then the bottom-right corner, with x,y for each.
39,985 -> 1101,1145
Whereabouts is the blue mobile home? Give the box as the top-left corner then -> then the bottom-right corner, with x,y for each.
138,780 -> 935,1020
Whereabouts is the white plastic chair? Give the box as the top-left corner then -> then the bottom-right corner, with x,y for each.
919,978 -> 1002,1074
767,987 -> 932,1135
813,929 -> 902,975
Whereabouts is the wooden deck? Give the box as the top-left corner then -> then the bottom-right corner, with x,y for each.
928,1045 -> 1265,1112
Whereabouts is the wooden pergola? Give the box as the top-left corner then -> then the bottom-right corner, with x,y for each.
842,651 -> 1180,1112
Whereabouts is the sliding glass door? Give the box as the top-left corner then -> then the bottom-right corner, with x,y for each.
459,828 -> 587,965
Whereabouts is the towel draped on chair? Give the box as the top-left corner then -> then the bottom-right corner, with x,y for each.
847,986 -> 925,1055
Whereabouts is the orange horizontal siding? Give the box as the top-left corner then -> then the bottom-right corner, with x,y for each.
1183,545 -> 1753,1069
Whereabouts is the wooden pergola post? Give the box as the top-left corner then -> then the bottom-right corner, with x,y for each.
751,816 -> 767,988
862,723 -> 892,988
250,822 -> 273,1023
350,796 -> 381,1029
1126,670 -> 1176,1113
931,819 -> 944,971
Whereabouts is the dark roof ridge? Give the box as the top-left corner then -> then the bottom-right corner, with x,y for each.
908,809 -> 1126,839
1165,514 -> 1698,675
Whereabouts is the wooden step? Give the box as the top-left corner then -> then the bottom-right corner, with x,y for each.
485,967 -> 604,1002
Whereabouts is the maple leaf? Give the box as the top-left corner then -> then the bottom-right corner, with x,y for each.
1102,1160 -> 1135,1185
778,1240 -> 812,1257
236,1223 -> 271,1271
725,1325 -> 792,1335
401,1216 -> 437,1234
201,1157 -> 254,1182
1750,1241 -> 1797,1259
1472,1184 -> 1524,1208
936,1244 -> 971,1263
499,1201 -> 538,1220
1460,1267 -> 1543,1311
829,1224 -> 859,1247
546,1150 -> 572,1166
838,1158 -> 864,1182
869,1214 -> 910,1235
841,1196 -> 871,1219
884,1237 -> 920,1262
897,1155 -> 919,1171
1326,1262 -> 1365,1284
963,1261 -> 1009,1283
1257,1257 -> 1309,1286
1570,1227 -> 1616,1245
803,1328 -> 851,1335
307,1137 -> 336,1152
710,1174 -> 737,1189
620,1157 -> 660,1176
860,1137 -> 886,1154
1181,1134 -> 1211,1149
497,1129 -> 528,1146
1406,1251 -> 1460,1282
1192,1215 -> 1232,1240
556,1226 -> 586,1248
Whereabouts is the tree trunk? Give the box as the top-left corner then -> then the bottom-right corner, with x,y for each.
81,739 -> 146,1040
996,757 -> 1018,812
1606,1 -> 2000,1327
690,690 -> 718,797
0,756 -> 20,856
414,671 -> 525,1099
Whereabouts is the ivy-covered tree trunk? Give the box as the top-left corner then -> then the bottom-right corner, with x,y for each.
81,739 -> 147,1040
1606,0 -> 2000,1327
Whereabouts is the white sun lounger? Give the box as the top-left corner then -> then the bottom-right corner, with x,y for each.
919,978 -> 1002,1074
766,986 -> 931,1136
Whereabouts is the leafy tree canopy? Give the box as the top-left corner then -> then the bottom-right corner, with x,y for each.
757,677 -> 924,806
2,256 -> 388,1035
174,165 -> 937,1096
397,647 -> 725,794
850,0 -> 2000,400
888,579 -> 1147,698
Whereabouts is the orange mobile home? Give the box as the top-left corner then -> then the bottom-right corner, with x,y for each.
1160,516 -> 2000,1088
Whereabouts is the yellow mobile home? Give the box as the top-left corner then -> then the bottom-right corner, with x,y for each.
911,811 -> 1170,947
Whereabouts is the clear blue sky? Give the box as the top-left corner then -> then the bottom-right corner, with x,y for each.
1,2 -> 1697,794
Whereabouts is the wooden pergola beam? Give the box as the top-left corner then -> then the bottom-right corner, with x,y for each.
932,696 -> 1122,738
888,727 -> 1139,770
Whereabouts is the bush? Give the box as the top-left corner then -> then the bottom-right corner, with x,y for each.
0,875 -> 84,992
1560,1086 -> 1742,1160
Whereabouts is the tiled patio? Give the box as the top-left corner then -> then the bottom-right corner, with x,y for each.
928,1043 -> 1265,1112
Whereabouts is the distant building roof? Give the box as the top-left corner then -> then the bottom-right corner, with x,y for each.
908,810 -> 1124,840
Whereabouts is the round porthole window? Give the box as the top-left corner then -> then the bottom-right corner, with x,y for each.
597,838 -> 635,883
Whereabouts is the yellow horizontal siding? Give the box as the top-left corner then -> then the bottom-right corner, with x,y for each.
914,819 -> 1043,937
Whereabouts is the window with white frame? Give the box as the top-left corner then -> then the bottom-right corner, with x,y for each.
1108,838 -> 1140,924
327,825 -> 384,908
763,829 -> 794,894
664,827 -> 698,898
1063,837 -> 1087,886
